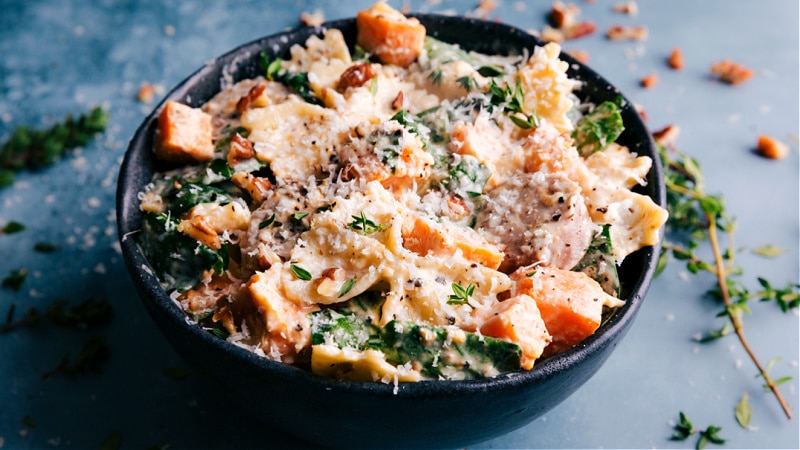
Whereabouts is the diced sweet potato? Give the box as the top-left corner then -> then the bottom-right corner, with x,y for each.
356,2 -> 426,67
479,295 -> 552,369
155,100 -> 214,164
248,268 -> 317,363
512,266 -> 623,357
402,215 -> 504,270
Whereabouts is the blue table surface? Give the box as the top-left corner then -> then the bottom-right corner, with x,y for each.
1,1 -> 798,449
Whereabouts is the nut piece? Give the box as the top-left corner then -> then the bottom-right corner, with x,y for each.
155,100 -> 214,164
640,72 -> 659,88
564,21 -> 597,40
606,24 -> 648,41
337,63 -> 376,91
710,59 -> 754,85
612,1 -> 638,15
236,82 -> 268,113
756,135 -> 789,160
227,133 -> 255,167
667,47 -> 684,70
299,9 -> 325,26
549,1 -> 581,28
653,124 -> 680,147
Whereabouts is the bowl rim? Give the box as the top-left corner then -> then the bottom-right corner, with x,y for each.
117,12 -> 665,398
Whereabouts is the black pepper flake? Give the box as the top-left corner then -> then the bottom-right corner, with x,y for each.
295,324 -> 303,331
596,207 -> 608,213
552,214 -> 562,221
447,316 -> 455,325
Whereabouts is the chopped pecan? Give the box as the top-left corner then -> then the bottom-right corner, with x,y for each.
710,59 -> 754,85
227,133 -> 255,166
606,24 -> 648,41
236,82 -> 268,113
564,21 -> 597,40
756,135 -> 789,160
550,1 -> 581,28
667,47 -> 684,70
640,72 -> 659,89
337,63 -> 375,91
653,124 -> 680,147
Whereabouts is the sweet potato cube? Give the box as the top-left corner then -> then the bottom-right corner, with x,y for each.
479,295 -> 551,370
513,266 -> 622,356
155,100 -> 214,164
356,2 -> 426,67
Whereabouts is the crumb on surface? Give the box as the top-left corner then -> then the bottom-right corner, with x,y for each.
756,135 -> 789,160
640,72 -> 658,88
667,47 -> 684,70
606,24 -> 648,41
710,59 -> 754,85
300,9 -> 325,26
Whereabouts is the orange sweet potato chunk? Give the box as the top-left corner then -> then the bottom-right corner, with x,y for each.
479,294 -> 552,369
356,2 -> 426,67
402,215 -> 504,270
513,266 -> 620,356
155,100 -> 214,164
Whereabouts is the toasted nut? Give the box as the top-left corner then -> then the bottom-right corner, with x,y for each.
236,82 -> 268,113
337,63 -> 375,91
137,82 -> 156,104
612,1 -> 638,15
653,124 -> 680,147
564,21 -> 597,40
565,49 -> 590,64
391,91 -> 404,111
667,47 -> 684,70
606,24 -> 648,41
633,103 -> 648,122
756,135 -> 789,160
710,59 -> 754,85
550,1 -> 581,28
227,133 -> 255,166
540,25 -> 565,43
178,216 -> 221,249
640,72 -> 659,89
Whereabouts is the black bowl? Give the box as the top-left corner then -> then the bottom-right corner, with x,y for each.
117,14 -> 665,449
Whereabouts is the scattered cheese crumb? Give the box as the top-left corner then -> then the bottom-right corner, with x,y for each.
163,24 -> 175,36
756,135 -> 789,160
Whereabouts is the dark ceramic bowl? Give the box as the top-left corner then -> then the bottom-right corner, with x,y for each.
117,14 -> 665,449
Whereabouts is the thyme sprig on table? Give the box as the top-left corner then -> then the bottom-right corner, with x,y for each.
0,106 -> 109,187
657,136 -> 797,420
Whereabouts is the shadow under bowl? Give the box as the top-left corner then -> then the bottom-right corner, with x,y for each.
117,14 -> 665,449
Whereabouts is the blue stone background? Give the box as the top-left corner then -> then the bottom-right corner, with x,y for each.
0,1 -> 797,448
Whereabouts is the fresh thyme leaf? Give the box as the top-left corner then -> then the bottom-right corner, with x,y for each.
42,335 -> 111,380
0,106 -> 109,187
291,264 -> 312,281
698,425 -> 725,449
347,212 -> 385,235
670,411 -> 695,441
46,298 -> 113,329
752,244 -> 785,258
2,267 -> 27,291
735,392 -> 752,428
259,213 -> 276,229
456,75 -> 476,93
428,68 -> 443,86
448,282 -> 475,306
99,432 -> 123,450
162,366 -> 189,380
338,276 -> 357,298
572,100 -> 624,156
292,211 -> 309,221
695,322 -> 732,343
33,241 -> 59,252
477,65 -> 504,77
0,221 -> 25,234
21,416 -> 37,427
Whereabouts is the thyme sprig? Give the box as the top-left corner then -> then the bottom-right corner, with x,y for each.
670,411 -> 726,450
0,106 -> 109,187
658,137 -> 797,419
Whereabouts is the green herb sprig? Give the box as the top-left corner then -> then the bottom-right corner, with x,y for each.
0,106 -> 109,187
447,282 -> 475,306
657,138 -> 797,419
347,212 -> 386,235
670,411 -> 726,450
